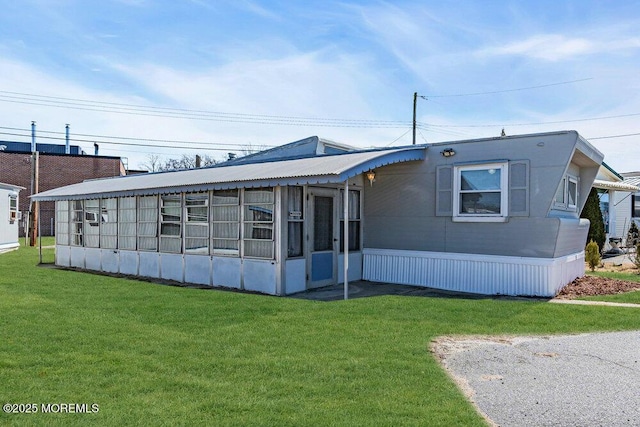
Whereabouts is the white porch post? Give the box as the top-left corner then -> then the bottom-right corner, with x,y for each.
608,190 -> 616,239
344,180 -> 349,300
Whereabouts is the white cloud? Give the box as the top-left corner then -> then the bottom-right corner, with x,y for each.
108,48 -> 388,122
0,52 -> 411,170
477,34 -> 640,61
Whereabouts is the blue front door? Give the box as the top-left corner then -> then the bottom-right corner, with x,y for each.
309,190 -> 337,288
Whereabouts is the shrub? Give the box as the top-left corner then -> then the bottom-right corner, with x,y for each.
580,188 -> 606,252
627,222 -> 639,248
585,240 -> 601,272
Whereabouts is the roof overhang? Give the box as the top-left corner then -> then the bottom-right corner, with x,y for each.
0,182 -> 25,192
592,179 -> 640,192
31,147 -> 427,201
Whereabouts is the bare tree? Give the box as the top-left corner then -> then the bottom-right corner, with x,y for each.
239,142 -> 268,157
139,154 -> 162,172
140,154 -> 221,172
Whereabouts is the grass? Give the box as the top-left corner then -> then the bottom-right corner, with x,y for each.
583,270 -> 640,304
1,245 -> 639,426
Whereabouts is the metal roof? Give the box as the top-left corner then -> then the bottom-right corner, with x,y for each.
32,146 -> 426,201
623,175 -> 640,189
592,179 -> 640,192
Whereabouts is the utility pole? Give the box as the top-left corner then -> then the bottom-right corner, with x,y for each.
30,152 -> 39,246
29,121 -> 38,246
412,92 -> 417,145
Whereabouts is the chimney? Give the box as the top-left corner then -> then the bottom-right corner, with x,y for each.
31,121 -> 36,152
195,154 -> 201,168
65,124 -> 70,154
94,143 -> 99,156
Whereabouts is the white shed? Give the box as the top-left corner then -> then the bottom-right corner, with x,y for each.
0,183 -> 24,253
593,165 -> 640,250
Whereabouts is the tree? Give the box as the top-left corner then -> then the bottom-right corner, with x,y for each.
139,154 -> 220,172
239,142 -> 268,157
139,154 -> 162,172
580,187 -> 606,252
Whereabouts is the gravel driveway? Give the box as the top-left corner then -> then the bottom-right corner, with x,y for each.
432,331 -> 640,426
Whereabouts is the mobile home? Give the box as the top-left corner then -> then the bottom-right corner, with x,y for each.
32,131 -> 603,297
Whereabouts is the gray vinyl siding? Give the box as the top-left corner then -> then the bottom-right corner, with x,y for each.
613,191 -> 633,238
553,218 -> 590,257
364,132 -> 600,259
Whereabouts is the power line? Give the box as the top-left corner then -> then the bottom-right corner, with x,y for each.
384,129 -> 412,146
588,132 -> 640,140
0,91 -> 412,128
425,78 -> 593,98
0,89 -> 408,123
0,130 -> 248,152
0,125 -> 274,148
424,112 -> 640,128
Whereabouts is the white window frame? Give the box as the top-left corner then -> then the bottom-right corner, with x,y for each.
184,192 -> 210,255
8,194 -> 18,222
70,200 -> 84,246
118,197 -> 137,250
567,176 -> 578,210
453,162 -> 508,223
84,199 -> 100,248
137,195 -> 158,252
287,186 -> 304,258
211,189 -> 240,256
55,200 -> 69,246
554,174 -> 579,212
242,187 -> 275,259
339,188 -> 361,253
100,198 -> 118,249
160,194 -> 182,253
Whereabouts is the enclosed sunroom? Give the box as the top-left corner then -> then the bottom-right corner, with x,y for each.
35,145 -> 425,295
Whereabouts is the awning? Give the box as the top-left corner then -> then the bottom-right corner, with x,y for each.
31,146 -> 427,201
592,179 -> 640,192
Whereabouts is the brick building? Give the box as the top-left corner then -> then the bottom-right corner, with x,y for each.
0,149 -> 125,236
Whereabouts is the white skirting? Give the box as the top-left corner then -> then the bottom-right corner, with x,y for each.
54,246 -> 278,295
362,248 -> 584,297
0,241 -> 19,253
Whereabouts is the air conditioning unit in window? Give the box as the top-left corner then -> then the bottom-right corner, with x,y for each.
85,212 -> 99,226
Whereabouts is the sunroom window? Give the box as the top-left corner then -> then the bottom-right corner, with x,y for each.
243,188 -> 274,259
118,197 -> 137,250
55,200 -> 69,245
100,198 -> 118,249
160,194 -> 182,253
138,196 -> 158,251
453,162 -> 508,222
185,192 -> 209,254
287,186 -> 304,257
70,200 -> 84,246
212,189 -> 239,256
84,199 -> 100,248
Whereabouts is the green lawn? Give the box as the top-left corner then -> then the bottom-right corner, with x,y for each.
583,271 -> 640,304
1,245 -> 639,426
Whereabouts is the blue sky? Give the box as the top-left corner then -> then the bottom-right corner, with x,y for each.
0,0 -> 639,172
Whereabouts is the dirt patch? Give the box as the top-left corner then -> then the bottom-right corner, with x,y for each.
556,273 -> 640,299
